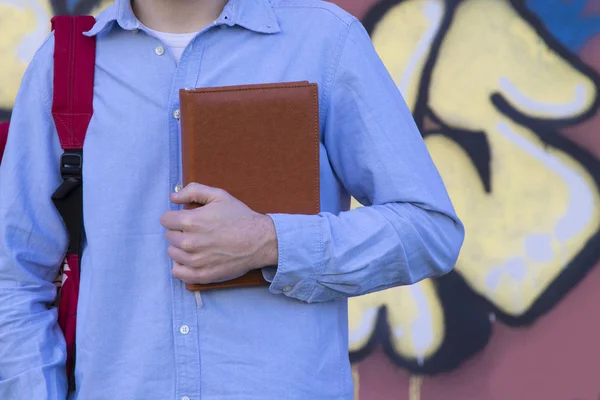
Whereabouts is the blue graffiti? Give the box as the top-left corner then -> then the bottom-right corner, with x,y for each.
527,0 -> 600,53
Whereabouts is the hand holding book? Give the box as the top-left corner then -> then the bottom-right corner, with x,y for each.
165,81 -> 321,291
160,182 -> 278,287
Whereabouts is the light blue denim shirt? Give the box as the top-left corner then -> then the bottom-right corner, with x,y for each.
0,0 -> 464,399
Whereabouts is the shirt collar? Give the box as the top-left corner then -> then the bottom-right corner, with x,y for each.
85,0 -> 281,37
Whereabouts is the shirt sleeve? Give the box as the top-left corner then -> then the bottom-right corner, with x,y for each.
263,20 -> 465,303
0,34 -> 69,398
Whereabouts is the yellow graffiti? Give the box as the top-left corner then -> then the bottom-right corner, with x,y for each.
0,0 -> 52,109
0,0 -> 113,110
429,0 -> 599,315
348,280 -> 444,361
370,0 -> 446,110
349,0 -> 600,365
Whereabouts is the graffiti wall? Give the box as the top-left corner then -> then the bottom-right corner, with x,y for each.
1,1 -> 600,399
335,0 -> 600,399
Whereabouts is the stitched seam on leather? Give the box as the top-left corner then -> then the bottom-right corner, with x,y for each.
185,85 -> 310,94
312,85 -> 320,214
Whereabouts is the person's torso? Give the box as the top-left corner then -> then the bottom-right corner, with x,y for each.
70,1 -> 356,399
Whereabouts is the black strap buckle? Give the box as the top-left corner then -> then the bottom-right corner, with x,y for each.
60,151 -> 83,180
52,150 -> 84,254
52,150 -> 83,200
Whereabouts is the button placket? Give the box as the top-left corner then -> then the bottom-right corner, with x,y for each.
168,35 -> 203,400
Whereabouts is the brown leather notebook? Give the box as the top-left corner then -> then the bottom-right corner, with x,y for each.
179,81 -> 320,291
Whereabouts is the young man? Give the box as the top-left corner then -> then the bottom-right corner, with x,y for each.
0,0 -> 464,398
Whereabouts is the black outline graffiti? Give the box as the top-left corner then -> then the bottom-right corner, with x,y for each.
356,0 -> 600,375
0,110 -> 11,123
349,271 -> 493,375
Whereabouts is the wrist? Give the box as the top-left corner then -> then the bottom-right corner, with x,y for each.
251,214 -> 279,268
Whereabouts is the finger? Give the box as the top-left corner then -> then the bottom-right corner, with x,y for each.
171,262 -> 200,283
172,262 -> 216,285
167,245 -> 196,267
170,182 -> 227,205
160,210 -> 196,232
165,230 -> 198,252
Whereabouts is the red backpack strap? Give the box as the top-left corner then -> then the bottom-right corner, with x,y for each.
1,16 -> 95,165
50,15 -> 96,393
51,15 -> 96,150
50,15 -> 95,253
0,122 -> 8,164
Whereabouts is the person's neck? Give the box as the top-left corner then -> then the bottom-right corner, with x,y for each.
132,0 -> 229,33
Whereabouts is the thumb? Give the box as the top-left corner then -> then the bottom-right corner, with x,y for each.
170,183 -> 224,205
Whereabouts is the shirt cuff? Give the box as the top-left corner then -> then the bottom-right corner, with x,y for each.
261,213 -> 325,302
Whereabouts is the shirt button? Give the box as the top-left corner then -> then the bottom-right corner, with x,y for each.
132,28 -> 139,34
155,45 -> 165,56
182,397 -> 191,400
282,285 -> 293,292
220,24 -> 227,29
174,184 -> 183,193
173,109 -> 181,120
179,325 -> 190,335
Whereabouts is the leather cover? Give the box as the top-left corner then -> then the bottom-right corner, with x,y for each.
179,81 -> 320,290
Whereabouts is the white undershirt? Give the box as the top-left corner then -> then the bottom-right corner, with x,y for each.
145,27 -> 198,63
